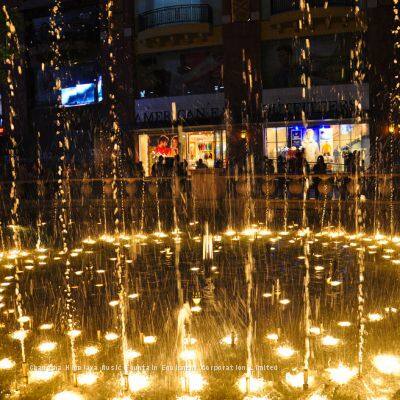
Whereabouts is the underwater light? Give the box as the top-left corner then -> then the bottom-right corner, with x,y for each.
326,363 -> 357,385
373,354 -> 400,375
0,358 -> 15,369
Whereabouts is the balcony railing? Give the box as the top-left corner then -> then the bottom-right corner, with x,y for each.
271,0 -> 355,14
138,4 -> 213,32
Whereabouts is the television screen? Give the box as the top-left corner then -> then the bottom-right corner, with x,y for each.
61,76 -> 102,107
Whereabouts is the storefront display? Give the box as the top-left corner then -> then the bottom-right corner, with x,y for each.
265,122 -> 370,171
138,130 -> 226,175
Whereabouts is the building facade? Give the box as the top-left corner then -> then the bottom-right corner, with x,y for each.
3,0 -> 398,173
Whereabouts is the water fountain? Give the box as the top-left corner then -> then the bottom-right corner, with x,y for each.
1,2 -> 400,400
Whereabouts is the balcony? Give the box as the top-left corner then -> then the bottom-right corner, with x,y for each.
138,4 -> 213,32
271,0 -> 355,14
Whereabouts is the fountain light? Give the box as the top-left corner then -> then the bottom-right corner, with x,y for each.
52,391 -> 84,400
262,293 -> 272,298
308,395 -> 328,400
126,349 -> 141,360
373,354 -> 400,375
181,371 -> 205,392
238,374 -> 266,394
77,372 -> 98,386
105,332 -> 119,341
276,345 -> 295,358
337,321 -> 352,327
241,227 -> 258,236
83,346 -> 99,356
179,350 -> 197,361
112,397 -> 132,400
0,358 -> 15,369
126,372 -> 150,392
38,341 -> 57,353
11,329 -> 28,341
109,300 -> 119,307
82,237 -> 96,245
285,371 -> 314,388
183,337 -> 197,345
191,306 -> 202,313
326,363 -> 357,384
29,367 -> 59,382
67,330 -> 81,338
368,313 -> 384,322
327,278 -> 342,287
176,396 -> 201,400
220,334 -> 237,345
309,326 -> 321,335
279,299 -> 290,305
153,231 -> 167,238
143,335 -> 157,344
321,335 -> 340,346
266,333 -> 279,341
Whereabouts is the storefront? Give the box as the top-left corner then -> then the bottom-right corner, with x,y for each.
265,121 -> 370,171
138,128 -> 227,176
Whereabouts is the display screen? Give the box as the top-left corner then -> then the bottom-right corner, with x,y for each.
61,76 -> 102,107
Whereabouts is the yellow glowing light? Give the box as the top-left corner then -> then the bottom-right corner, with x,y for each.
285,371 -> 314,388
326,363 -> 357,384
100,234 -> 115,243
52,391 -> 84,400
373,354 -> 400,375
241,228 -> 258,236
368,313 -> 384,322
338,321 -> 352,327
109,300 -> 119,307
143,335 -> 157,344
38,341 -> 57,353
183,337 -> 197,345
126,349 -> 141,360
279,299 -> 290,305
153,231 -> 167,238
327,278 -> 342,287
128,293 -> 139,299
238,375 -> 266,394
39,323 -> 54,330
126,372 -> 150,392
309,326 -> 321,335
181,372 -> 206,392
262,293 -> 272,298
321,335 -> 340,346
29,367 -> 59,382
83,346 -> 99,356
0,358 -> 15,369
191,306 -> 202,313
276,345 -> 295,358
105,332 -> 119,341
309,395 -> 328,400
112,397 -> 132,400
77,372 -> 98,386
220,334 -> 237,345
179,350 -> 197,361
67,330 -> 81,338
83,237 -> 96,245
11,329 -> 28,341
266,333 -> 279,341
